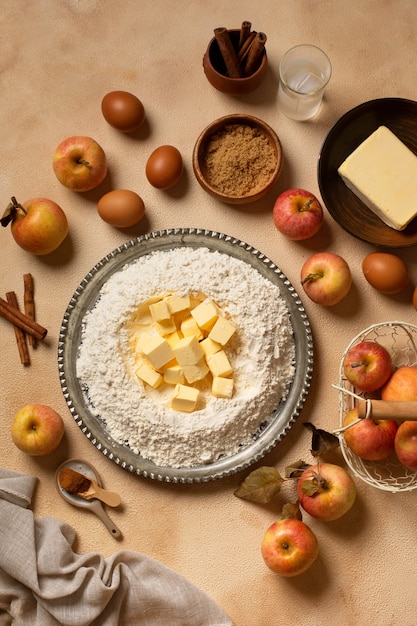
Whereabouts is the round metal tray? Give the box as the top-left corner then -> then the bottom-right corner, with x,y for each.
58,228 -> 313,483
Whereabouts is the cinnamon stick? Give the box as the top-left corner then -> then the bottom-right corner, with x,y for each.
6,291 -> 30,365
214,27 -> 242,78
23,273 -> 37,347
244,32 -> 267,76
0,296 -> 47,341
238,21 -> 252,50
238,31 -> 256,63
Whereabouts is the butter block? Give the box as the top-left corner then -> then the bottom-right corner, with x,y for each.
136,333 -> 174,370
149,299 -> 171,322
136,362 -> 163,389
165,330 -> 183,348
182,359 -> 209,384
180,316 -> 204,341
190,299 -> 219,331
208,316 -> 236,346
338,125 -> 417,230
155,317 -> 177,337
207,350 -> 233,378
212,376 -> 234,399
171,383 -> 200,412
173,335 -> 204,366
164,364 -> 185,385
200,337 -> 222,358
165,294 -> 191,314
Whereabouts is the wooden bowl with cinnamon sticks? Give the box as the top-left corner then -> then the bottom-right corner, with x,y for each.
203,25 -> 268,96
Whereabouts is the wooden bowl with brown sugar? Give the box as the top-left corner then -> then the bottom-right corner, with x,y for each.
192,114 -> 283,205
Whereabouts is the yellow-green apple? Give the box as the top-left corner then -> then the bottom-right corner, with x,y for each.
261,518 -> 319,577
52,136 -> 107,192
342,407 -> 398,461
381,366 -> 417,401
11,404 -> 65,456
273,188 -> 323,240
394,421 -> 417,471
343,340 -> 392,392
300,252 -> 352,306
297,462 -> 356,521
1,196 -> 68,255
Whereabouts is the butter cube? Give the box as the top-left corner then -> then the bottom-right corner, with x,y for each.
208,316 -> 236,346
173,335 -> 204,366
200,337 -> 222,358
180,316 -> 204,341
207,350 -> 233,378
182,359 -> 209,384
155,317 -> 177,337
149,299 -> 171,322
171,384 -> 200,412
165,294 -> 191,314
136,362 -> 163,389
136,333 -> 174,370
165,330 -> 183,348
190,299 -> 219,331
212,376 -> 234,399
338,125 -> 417,231
164,364 -> 185,385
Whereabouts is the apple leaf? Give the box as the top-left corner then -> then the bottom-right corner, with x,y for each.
0,200 -> 16,227
304,422 -> 340,458
281,502 -> 303,520
284,459 -> 310,479
300,478 -> 321,497
234,466 -> 284,503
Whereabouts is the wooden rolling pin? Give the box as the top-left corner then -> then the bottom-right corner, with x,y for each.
357,399 -> 417,422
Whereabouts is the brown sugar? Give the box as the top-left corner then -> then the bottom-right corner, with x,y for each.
203,123 -> 277,196
59,467 -> 91,494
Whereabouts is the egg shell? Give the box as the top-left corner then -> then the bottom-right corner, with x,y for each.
362,252 -> 409,294
97,190 -> 145,228
101,91 -> 145,133
145,145 -> 183,190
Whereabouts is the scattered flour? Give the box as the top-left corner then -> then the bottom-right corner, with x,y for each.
76,247 -> 295,468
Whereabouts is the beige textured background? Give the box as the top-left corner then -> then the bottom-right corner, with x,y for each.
1,1 -> 417,624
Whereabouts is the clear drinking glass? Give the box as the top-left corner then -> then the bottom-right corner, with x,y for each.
277,44 -> 332,121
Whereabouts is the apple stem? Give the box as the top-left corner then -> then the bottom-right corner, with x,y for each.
350,361 -> 364,368
78,159 -> 91,167
10,196 -> 27,215
301,272 -> 323,285
300,198 -> 313,212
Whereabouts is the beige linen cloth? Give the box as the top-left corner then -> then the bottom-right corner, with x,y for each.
0,468 -> 232,626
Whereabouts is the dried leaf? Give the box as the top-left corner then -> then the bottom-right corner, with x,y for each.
234,466 -> 284,503
300,478 -> 321,497
281,502 -> 302,520
0,201 -> 16,227
304,422 -> 340,458
284,459 -> 310,479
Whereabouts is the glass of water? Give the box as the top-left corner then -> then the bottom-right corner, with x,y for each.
277,44 -> 332,121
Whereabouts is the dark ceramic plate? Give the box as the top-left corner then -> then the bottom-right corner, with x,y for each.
318,98 -> 417,248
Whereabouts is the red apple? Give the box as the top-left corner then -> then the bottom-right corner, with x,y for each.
300,252 -> 352,306
394,421 -> 417,471
11,404 -> 65,456
342,407 -> 398,461
343,340 -> 392,392
261,517 -> 319,577
297,462 -> 356,521
1,196 -> 68,255
273,188 -> 323,240
381,366 -> 417,401
52,136 -> 107,192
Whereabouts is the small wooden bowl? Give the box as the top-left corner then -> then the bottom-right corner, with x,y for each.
203,29 -> 268,96
193,114 -> 283,205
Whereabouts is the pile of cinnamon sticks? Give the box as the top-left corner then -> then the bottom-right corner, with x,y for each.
0,273 -> 47,365
214,21 -> 267,78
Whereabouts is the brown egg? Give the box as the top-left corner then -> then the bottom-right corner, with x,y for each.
101,91 -> 145,132
145,145 -> 183,189
362,252 -> 409,294
97,190 -> 145,228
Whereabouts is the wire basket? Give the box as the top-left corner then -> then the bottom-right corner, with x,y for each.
337,321 -> 417,493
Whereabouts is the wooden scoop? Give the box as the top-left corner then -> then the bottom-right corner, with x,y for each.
357,399 -> 417,422
58,467 -> 121,507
